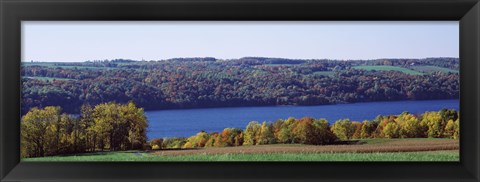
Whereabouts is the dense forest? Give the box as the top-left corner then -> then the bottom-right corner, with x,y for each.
21,57 -> 459,114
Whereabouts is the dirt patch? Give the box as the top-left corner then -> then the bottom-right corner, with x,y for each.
151,139 -> 459,156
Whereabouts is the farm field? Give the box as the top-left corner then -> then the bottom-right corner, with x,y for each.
411,65 -> 459,74
312,71 -> 335,77
353,65 -> 424,75
23,62 -> 117,70
24,76 -> 76,81
23,138 -> 459,162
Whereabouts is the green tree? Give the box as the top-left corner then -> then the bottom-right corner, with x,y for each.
331,119 -> 355,140
311,118 -> 337,145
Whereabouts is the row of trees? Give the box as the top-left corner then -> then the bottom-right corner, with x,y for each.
22,103 -> 459,158
181,117 -> 337,148
150,109 -> 459,150
21,102 -> 148,158
21,57 -> 459,114
331,109 -> 459,140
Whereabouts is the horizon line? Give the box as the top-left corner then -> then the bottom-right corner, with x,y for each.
22,56 -> 460,63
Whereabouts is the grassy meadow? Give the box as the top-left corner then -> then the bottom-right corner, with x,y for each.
353,65 -> 424,75
23,150 -> 458,162
411,65 -> 459,74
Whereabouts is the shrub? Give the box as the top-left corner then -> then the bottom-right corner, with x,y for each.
150,138 -> 163,149
152,145 -> 161,150
162,137 -> 187,149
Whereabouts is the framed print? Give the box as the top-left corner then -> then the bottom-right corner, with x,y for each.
1,0 -> 479,181
18,21 -> 461,161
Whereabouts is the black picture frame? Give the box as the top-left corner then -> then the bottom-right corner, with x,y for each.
1,0 -> 479,181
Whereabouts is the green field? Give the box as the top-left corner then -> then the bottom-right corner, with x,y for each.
23,62 -> 117,70
22,150 -> 458,162
23,138 -> 459,162
312,71 -> 335,77
353,66 -> 423,75
24,76 -> 75,81
411,65 -> 458,74
264,64 -> 296,67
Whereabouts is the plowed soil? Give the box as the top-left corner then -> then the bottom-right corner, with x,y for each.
152,139 -> 459,156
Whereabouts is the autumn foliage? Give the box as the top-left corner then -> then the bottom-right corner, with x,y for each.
22,104 -> 459,157
155,108 -> 459,149
21,102 -> 148,158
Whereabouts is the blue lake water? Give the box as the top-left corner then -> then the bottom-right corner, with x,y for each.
145,99 -> 459,139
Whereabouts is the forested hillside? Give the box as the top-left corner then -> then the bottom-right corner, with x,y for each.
21,57 -> 459,114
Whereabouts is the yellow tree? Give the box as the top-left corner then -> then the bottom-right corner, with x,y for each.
258,122 -> 275,145
80,104 -> 96,152
91,102 -> 148,151
454,119 -> 460,139
374,116 -> 396,138
277,118 -> 295,144
444,119 -> 460,139
21,106 -> 62,157
184,131 -> 209,148
204,133 -> 219,147
420,111 -> 445,138
383,122 -> 400,138
122,102 -> 148,149
360,120 -> 376,138
396,112 -> 424,138
243,121 -> 261,145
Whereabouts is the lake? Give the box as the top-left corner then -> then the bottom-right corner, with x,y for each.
145,99 -> 459,139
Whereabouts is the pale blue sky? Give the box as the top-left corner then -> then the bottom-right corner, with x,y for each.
22,21 -> 459,62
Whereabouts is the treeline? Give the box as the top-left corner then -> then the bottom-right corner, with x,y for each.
21,102 -> 148,158
21,57 -> 459,114
330,109 -> 459,140
349,57 -> 459,70
150,108 -> 459,150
